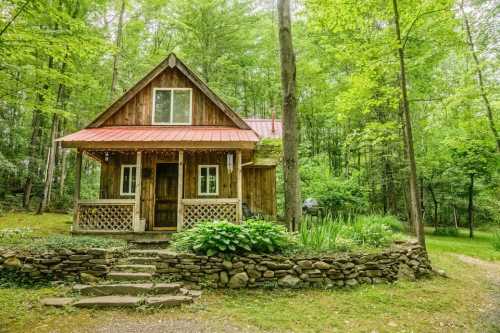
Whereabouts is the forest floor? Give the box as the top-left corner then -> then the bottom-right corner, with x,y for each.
1,212 -> 500,333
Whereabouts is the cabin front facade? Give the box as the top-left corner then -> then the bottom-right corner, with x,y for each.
57,54 -> 281,235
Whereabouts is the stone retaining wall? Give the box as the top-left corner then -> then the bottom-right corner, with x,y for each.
152,240 -> 431,288
0,248 -> 120,282
0,241 -> 431,288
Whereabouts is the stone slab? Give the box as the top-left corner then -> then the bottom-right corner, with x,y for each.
41,297 -> 74,307
114,264 -> 156,273
73,296 -> 141,308
145,295 -> 193,306
107,272 -> 152,281
73,283 -> 154,296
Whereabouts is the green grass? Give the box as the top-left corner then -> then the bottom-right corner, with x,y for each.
0,213 -> 499,332
0,212 -> 72,237
426,227 -> 500,261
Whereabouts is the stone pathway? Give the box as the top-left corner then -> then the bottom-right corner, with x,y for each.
455,254 -> 500,331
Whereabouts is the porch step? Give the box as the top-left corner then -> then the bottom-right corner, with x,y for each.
107,272 -> 153,281
73,282 -> 182,296
126,257 -> 159,265
113,264 -> 157,273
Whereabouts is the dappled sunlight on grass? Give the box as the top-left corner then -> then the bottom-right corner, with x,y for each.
0,212 -> 72,237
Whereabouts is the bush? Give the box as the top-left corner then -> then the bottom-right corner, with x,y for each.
172,220 -> 291,256
297,214 -> 399,252
492,231 -> 500,251
433,227 -> 459,237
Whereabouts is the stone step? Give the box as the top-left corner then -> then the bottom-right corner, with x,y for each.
129,239 -> 170,249
113,264 -> 157,273
128,249 -> 164,257
73,282 -> 183,296
145,295 -> 193,306
126,257 -> 159,265
43,295 -> 193,308
107,272 -> 153,281
73,296 -> 141,308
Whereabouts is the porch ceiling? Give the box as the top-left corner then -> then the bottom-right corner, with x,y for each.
56,126 -> 259,149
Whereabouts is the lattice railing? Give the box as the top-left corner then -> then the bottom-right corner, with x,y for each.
181,199 -> 239,229
75,200 -> 135,232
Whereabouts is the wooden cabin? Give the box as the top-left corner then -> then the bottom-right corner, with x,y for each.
57,53 -> 281,235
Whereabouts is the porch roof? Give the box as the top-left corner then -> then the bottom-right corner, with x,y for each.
57,126 -> 259,149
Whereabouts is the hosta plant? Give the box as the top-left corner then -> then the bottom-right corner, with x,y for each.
172,220 -> 291,256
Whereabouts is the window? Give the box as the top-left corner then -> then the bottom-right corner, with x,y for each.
198,165 -> 218,195
120,165 -> 136,195
153,88 -> 192,125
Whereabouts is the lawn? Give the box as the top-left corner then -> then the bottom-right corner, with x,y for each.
1,213 -> 499,333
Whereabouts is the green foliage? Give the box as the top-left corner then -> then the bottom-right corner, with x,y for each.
433,227 -> 460,237
297,214 -> 401,253
172,220 -> 291,255
0,228 -> 126,252
492,231 -> 500,252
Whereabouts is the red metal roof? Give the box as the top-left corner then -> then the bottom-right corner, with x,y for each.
57,126 -> 259,147
244,118 -> 282,139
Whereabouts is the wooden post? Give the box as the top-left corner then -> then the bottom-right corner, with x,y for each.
236,150 -> 242,223
177,150 -> 184,231
134,151 -> 143,232
73,150 -> 83,230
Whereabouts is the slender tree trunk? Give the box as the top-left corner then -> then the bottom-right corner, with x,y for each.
59,147 -> 68,197
460,1 -> 499,153
110,0 -> 125,98
468,173 -> 474,238
23,56 -> 54,208
453,204 -> 459,228
427,184 -> 438,230
277,0 -> 301,231
392,0 -> 425,248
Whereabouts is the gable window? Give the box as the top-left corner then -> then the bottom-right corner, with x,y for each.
153,88 -> 192,125
198,165 -> 218,196
120,165 -> 136,195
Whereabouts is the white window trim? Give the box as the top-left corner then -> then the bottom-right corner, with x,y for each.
152,87 -> 193,125
120,164 -> 136,196
198,165 -> 219,196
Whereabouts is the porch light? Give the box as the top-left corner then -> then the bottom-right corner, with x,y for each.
104,151 -> 109,162
227,152 -> 234,173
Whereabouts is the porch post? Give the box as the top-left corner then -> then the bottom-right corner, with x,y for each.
236,150 -> 242,222
73,149 -> 82,230
177,150 -> 184,231
134,150 -> 143,232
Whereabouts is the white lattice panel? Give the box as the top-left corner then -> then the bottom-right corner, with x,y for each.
182,200 -> 238,229
77,202 -> 134,232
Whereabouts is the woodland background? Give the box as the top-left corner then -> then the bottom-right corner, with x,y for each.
0,0 -> 498,229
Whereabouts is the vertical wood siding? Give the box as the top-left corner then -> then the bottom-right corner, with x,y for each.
242,167 -> 277,218
103,68 -> 236,127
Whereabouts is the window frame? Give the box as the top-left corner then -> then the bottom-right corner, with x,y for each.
198,165 -> 219,196
120,164 -> 137,196
152,87 -> 193,125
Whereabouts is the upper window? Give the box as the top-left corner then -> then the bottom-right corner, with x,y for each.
120,165 -> 136,196
198,165 -> 218,196
153,88 -> 192,125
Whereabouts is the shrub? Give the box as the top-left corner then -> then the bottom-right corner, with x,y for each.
433,227 -> 460,237
492,231 -> 500,252
172,220 -> 291,255
297,214 -> 399,252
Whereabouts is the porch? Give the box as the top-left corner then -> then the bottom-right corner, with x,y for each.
72,149 -> 244,234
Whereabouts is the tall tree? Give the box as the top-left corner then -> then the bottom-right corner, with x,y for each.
391,0 -> 425,248
278,0 -> 301,231
110,0 -> 126,98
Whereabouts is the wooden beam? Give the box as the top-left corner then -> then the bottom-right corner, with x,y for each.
236,150 -> 242,223
134,151 -> 143,231
177,150 -> 184,231
73,150 -> 83,229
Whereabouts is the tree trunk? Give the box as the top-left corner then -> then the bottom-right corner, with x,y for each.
392,0 -> 425,248
277,0 -> 301,231
460,1 -> 499,153
110,0 -> 126,98
468,173 -> 474,238
427,183 -> 438,230
23,56 -> 54,208
453,204 -> 459,228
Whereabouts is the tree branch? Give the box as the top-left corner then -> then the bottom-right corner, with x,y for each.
0,0 -> 31,38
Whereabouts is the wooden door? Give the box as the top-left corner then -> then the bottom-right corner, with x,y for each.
154,163 -> 178,230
